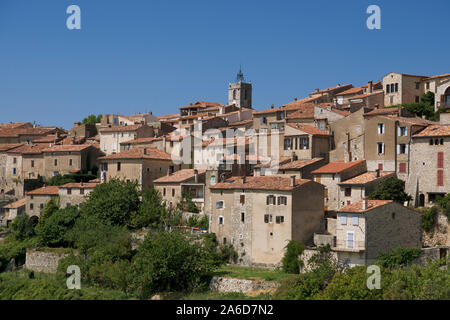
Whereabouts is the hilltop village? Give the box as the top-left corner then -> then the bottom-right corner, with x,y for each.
1,70 -> 449,268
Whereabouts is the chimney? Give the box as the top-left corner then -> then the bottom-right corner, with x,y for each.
290,175 -> 296,187
240,176 -> 246,184
80,181 -> 83,186
362,197 -> 368,210
270,104 -> 274,109
194,169 -> 199,183
291,152 -> 297,162
143,148 -> 147,155
368,81 -> 373,93
315,88 -> 320,93
376,169 -> 380,177
374,104 -> 379,110
294,97 -> 298,101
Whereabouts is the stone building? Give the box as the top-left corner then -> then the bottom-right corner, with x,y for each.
282,123 -> 331,161
0,127 -> 66,145
58,182 -> 99,208
42,144 -> 103,178
337,171 -> 394,209
25,185 -> 59,217
99,147 -> 178,188
120,137 -> 164,152
209,175 -> 324,267
333,199 -> 422,266
363,115 -> 431,177
154,169 -> 206,212
228,68 -> 252,109
312,160 -> 367,215
407,123 -> 450,206
254,157 -> 326,180
2,198 -> 26,224
99,124 -> 154,155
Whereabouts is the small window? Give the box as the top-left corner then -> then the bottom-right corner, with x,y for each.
266,195 -> 276,205
80,188 -> 84,195
117,162 -> 121,171
172,189 -> 175,197
264,214 -> 273,223
218,216 -> 224,225
341,214 -> 347,225
31,160 -> 34,168
216,201 -> 224,209
278,196 -> 287,205
40,203 -> 44,210
210,175 -> 216,186
54,159 -> 58,166
399,163 -> 407,173
163,188 -> 166,196
67,188 -> 72,195
352,215 -> 358,226
377,123 -> 385,134
69,159 -> 73,166
240,194 -> 245,204
13,157 -> 17,164
276,216 -> 284,224
347,232 -> 354,249
345,187 -> 352,197
30,203 -> 34,210
241,212 -> 245,223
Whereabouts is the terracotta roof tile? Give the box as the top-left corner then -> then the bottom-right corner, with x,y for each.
43,144 -> 92,152
412,124 -> 450,137
99,147 -> 173,161
337,87 -> 363,96
154,169 -> 206,183
26,185 -> 60,196
210,176 -> 312,191
278,158 -> 324,170
3,198 -> 26,209
100,124 -> 143,133
286,123 -> 330,136
337,200 -> 393,213
339,172 -> 394,185
120,137 -> 163,145
59,182 -> 99,189
312,160 -> 365,174
363,107 -> 399,116
7,144 -> 48,155
349,91 -> 383,100
0,144 -> 23,152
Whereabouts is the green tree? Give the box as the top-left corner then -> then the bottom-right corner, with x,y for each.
177,192 -> 199,213
130,231 -> 219,297
129,187 -> 166,229
35,206 -> 80,247
81,179 -> 140,226
36,197 -> 59,229
421,206 -> 438,232
82,114 -> 102,125
376,247 -> 422,269
281,240 -> 305,274
369,176 -> 412,203
9,214 -> 37,241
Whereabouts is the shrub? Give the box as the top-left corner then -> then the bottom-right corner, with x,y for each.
376,247 -> 422,269
129,187 -> 166,229
35,206 -> 80,247
81,179 -> 140,226
130,231 -> 219,297
437,193 -> 450,221
421,206 -> 438,232
281,240 -> 305,274
369,177 -> 412,203
9,214 -> 37,241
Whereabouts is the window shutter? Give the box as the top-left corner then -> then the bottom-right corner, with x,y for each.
437,170 -> 444,186
405,127 -> 408,136
398,127 -> 401,136
378,125 -> 381,134
352,215 -> 358,226
382,143 -> 385,154
405,145 -> 409,154
438,152 -> 444,168
341,214 -> 347,225
397,144 -> 400,155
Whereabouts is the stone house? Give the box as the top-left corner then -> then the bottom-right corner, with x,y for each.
25,185 -> 59,217
70,122 -> 98,139
99,124 -> 154,155
0,127 -> 65,145
58,182 -> 99,208
42,144 -> 103,178
382,72 -> 450,108
282,123 -> 330,161
100,114 -> 136,127
332,199 -> 422,266
2,198 -> 26,224
329,107 -> 368,162
154,169 -> 206,212
312,160 -> 367,215
337,171 -> 394,209
407,123 -> 450,206
209,175 -> 324,267
313,105 -> 349,131
254,157 -> 326,180
99,147 -> 178,189
120,137 -> 164,152
363,115 -> 431,177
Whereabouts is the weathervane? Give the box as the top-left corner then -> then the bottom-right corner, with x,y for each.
236,66 -> 245,82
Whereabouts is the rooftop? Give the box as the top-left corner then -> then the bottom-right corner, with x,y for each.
3,198 -> 26,209
278,158 -> 324,170
286,123 -> 330,136
210,175 -> 312,191
120,137 -> 163,145
312,160 -> 365,174
42,144 -> 93,152
100,124 -> 144,133
153,169 -> 206,183
98,147 -> 173,161
339,171 -> 394,186
413,124 -> 450,137
26,185 -> 60,196
337,200 -> 393,213
59,182 -> 99,189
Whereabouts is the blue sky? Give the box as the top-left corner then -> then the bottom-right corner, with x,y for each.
1,0 -> 449,129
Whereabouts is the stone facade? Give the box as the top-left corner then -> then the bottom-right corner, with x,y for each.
209,276 -> 279,293
25,249 -> 69,274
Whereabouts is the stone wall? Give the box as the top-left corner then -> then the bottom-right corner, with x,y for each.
25,249 -> 69,274
413,246 -> 449,266
209,276 -> 279,293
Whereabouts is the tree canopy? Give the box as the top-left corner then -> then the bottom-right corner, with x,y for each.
369,176 -> 412,203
